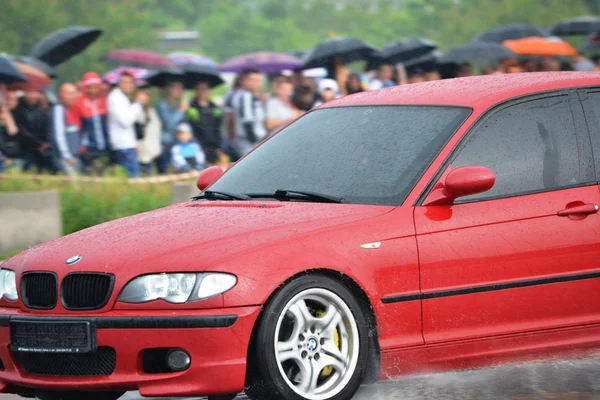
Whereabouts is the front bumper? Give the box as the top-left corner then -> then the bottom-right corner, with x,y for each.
0,306 -> 261,397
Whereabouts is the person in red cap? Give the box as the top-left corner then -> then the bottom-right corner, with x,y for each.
72,71 -> 109,175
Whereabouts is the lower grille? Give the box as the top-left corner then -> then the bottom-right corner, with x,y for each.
15,347 -> 116,376
61,273 -> 114,310
21,273 -> 57,309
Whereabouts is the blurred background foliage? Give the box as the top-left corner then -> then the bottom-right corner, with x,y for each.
0,169 -> 172,236
0,0 -> 597,80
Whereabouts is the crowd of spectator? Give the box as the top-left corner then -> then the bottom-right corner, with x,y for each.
1,54 -> 599,177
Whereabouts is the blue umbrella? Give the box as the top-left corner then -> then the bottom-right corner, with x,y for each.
0,56 -> 27,84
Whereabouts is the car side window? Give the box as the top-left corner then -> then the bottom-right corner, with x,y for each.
451,95 -> 592,202
586,91 -> 600,133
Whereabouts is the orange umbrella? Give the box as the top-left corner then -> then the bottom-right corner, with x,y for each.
503,36 -> 578,56
6,60 -> 51,91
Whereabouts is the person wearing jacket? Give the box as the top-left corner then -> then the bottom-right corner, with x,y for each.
136,87 -> 162,175
186,81 -> 222,165
156,81 -> 186,174
170,123 -> 205,172
72,72 -> 110,175
0,89 -> 21,172
51,83 -> 81,176
107,72 -> 149,178
12,90 -> 56,173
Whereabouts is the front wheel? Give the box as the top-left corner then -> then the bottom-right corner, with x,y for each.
249,275 -> 370,400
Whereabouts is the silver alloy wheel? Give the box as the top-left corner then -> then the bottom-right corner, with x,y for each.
274,288 -> 360,400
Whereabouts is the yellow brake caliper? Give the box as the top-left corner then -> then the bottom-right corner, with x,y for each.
316,309 -> 339,378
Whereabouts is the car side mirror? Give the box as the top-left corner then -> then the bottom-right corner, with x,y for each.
423,166 -> 495,206
196,166 -> 223,191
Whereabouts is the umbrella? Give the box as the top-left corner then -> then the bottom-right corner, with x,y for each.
168,52 -> 224,88
102,67 -> 149,86
439,42 -> 516,65
220,52 -> 303,74
168,52 -> 217,68
403,50 -> 443,71
475,24 -> 548,42
146,66 -> 185,88
581,33 -> 600,53
503,37 -> 578,56
6,55 -> 56,79
302,36 -> 378,69
287,50 -> 307,60
101,49 -> 176,70
7,60 -> 51,91
550,16 -> 600,36
29,26 -> 102,66
366,38 -> 437,70
0,56 -> 26,85
180,64 -> 224,89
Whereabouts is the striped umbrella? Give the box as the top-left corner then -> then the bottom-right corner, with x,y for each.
102,67 -> 149,86
220,52 -> 303,75
168,52 -> 217,68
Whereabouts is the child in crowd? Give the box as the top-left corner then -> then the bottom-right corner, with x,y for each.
170,122 -> 205,172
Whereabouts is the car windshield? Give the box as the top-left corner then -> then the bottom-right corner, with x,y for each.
211,106 -> 470,206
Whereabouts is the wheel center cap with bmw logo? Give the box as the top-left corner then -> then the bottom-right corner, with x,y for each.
65,255 -> 82,265
307,337 -> 318,351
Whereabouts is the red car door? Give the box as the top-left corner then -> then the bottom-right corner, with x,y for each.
413,92 -> 600,344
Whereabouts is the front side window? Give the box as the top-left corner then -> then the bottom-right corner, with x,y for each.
210,106 -> 470,206
450,95 -> 593,202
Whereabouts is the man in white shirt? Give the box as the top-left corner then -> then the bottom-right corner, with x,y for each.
107,72 -> 149,177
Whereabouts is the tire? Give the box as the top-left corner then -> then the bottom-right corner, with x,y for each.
247,274 -> 371,400
35,391 -> 125,400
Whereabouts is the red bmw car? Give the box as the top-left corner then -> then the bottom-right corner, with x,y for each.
1,72 -> 600,400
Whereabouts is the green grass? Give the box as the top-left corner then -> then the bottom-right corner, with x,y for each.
0,169 -> 174,236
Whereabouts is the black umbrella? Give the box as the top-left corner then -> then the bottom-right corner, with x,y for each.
146,66 -> 184,88
29,26 -> 102,66
366,38 -> 437,70
6,55 -> 56,79
0,56 -> 26,85
181,64 -> 224,88
302,36 -> 378,69
475,24 -> 548,43
550,16 -> 600,36
287,50 -> 307,61
580,33 -> 600,53
439,42 -> 516,65
403,50 -> 443,71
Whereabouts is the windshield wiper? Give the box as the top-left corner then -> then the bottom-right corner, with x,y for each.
246,189 -> 344,203
193,190 -> 251,201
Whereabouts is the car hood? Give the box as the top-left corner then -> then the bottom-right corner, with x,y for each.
6,201 -> 393,276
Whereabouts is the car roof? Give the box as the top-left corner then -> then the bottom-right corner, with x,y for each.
325,72 -> 600,111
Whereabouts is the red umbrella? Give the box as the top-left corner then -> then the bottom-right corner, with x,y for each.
101,49 -> 176,70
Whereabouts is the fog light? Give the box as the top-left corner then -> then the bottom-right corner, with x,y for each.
166,349 -> 191,371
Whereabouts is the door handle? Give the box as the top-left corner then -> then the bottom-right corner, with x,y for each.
557,203 -> 599,216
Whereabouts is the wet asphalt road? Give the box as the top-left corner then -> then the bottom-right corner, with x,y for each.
2,354 -> 600,400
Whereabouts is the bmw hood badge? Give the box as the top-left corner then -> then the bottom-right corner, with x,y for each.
65,255 -> 82,265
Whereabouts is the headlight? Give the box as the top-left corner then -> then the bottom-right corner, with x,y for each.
0,269 -> 18,301
118,273 -> 237,304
